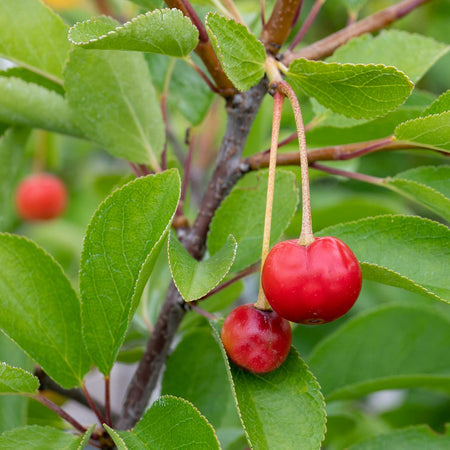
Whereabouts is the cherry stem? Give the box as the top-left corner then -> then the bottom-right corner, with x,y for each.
104,376 -> 112,427
82,384 -> 107,425
179,0 -> 209,42
276,80 -> 314,246
310,162 -> 384,185
184,57 -> 220,94
288,0 -> 327,51
190,303 -> 218,320
32,393 -> 91,435
255,90 -> 284,311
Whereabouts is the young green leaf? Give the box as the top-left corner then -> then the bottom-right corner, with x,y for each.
168,231 -> 236,301
286,59 -> 413,119
0,234 -> 91,389
384,166 -> 450,221
206,13 -> 266,92
64,48 -> 164,167
0,425 -> 90,449
80,170 -> 181,375
308,305 -> 450,401
395,111 -> 450,152
349,424 -> 450,450
69,10 -> 198,57
208,170 -> 298,273
108,396 -> 220,448
422,89 -> 450,116
211,322 -> 326,450
329,30 -> 449,83
317,215 -> 450,303
0,0 -> 70,84
0,363 -> 38,395
0,76 -> 82,138
0,127 -> 29,231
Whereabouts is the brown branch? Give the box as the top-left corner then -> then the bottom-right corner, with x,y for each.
117,79 -> 269,430
164,0 -> 236,96
260,0 -> 303,55
283,0 -> 433,64
244,137 -> 424,169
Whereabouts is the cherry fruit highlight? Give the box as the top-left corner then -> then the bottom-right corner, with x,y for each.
15,174 -> 68,221
262,237 -> 362,324
221,304 -> 292,374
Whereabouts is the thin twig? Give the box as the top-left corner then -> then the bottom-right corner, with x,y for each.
310,162 -> 383,185
189,303 -> 218,320
290,0 -> 304,29
283,0 -> 433,64
184,57 -> 220,94
260,0 -> 266,26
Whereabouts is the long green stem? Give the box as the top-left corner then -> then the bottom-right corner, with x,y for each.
255,91 -> 284,311
277,81 -> 314,246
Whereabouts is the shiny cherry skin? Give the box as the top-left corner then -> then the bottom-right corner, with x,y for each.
15,174 -> 68,221
221,304 -> 292,374
262,237 -> 362,324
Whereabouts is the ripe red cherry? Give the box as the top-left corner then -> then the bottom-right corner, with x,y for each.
15,174 -> 68,221
262,237 -> 362,324
221,304 -> 292,374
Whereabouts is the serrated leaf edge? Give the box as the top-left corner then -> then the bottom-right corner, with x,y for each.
0,362 -> 39,394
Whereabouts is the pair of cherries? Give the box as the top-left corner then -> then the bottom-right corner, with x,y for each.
221,237 -> 362,373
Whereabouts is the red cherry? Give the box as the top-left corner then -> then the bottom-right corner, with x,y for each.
262,237 -> 362,324
221,304 -> 292,374
15,174 -> 68,221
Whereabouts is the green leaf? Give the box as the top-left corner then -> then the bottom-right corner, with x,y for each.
422,89 -> 450,116
80,170 -> 181,375
0,234 -> 91,389
349,424 -> 450,450
309,305 -> 450,401
329,30 -> 449,83
395,111 -> 450,152
69,9 -> 198,57
64,48 -> 164,167
0,425 -> 89,449
384,166 -> 450,221
286,59 -> 413,119
206,13 -> 266,91
112,396 -> 220,448
0,363 -> 38,395
168,231 -> 236,301
339,0 -> 368,14
211,322 -> 326,450
317,215 -> 450,303
0,76 -> 82,137
162,330 -> 238,429
1,67 -> 65,96
0,127 -> 29,231
0,0 -> 71,84
208,170 -> 298,273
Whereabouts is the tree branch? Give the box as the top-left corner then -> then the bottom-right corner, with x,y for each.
117,79 -> 268,430
260,0 -> 303,55
283,0 -> 433,64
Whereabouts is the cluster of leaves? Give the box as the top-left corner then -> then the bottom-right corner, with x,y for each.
0,0 -> 449,449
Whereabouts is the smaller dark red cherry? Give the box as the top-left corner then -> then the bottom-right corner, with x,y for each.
262,237 -> 362,324
221,304 -> 292,374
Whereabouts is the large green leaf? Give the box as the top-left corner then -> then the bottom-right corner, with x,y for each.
0,425 -> 93,449
168,231 -> 236,301
286,59 -> 413,119
211,322 -> 326,450
422,89 -> 450,116
384,166 -> 450,221
0,127 -> 29,231
0,363 -> 38,395
349,424 -> 450,449
329,30 -> 449,83
395,111 -> 450,152
69,9 -> 198,57
107,396 -> 220,448
0,234 -> 91,389
206,13 -> 266,92
80,170 -> 180,375
317,215 -> 450,303
0,0 -> 71,84
309,305 -> 450,401
208,170 -> 298,273
64,48 -> 164,167
0,76 -> 82,137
